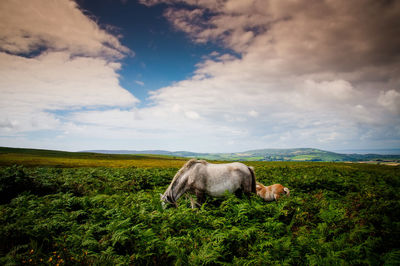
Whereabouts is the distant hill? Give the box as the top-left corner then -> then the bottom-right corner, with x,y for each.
333,148 -> 400,155
1,146 -> 400,163
82,150 -> 174,155
83,148 -> 400,162
0,146 -> 182,160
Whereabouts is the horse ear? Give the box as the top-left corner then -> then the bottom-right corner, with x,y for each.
159,193 -> 163,199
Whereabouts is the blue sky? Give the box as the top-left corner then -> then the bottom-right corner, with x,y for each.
76,0 -> 219,105
79,0 -> 238,108
0,0 -> 400,153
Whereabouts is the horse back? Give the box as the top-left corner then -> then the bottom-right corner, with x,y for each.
192,162 -> 253,196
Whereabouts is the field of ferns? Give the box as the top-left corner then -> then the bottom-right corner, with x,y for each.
1,159 -> 399,265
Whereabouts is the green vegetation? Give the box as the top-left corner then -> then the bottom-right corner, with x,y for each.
1,148 -> 400,265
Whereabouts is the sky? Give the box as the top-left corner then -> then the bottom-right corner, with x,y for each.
0,0 -> 400,153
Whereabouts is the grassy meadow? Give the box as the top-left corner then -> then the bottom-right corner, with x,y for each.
0,147 -> 188,168
1,147 -> 400,265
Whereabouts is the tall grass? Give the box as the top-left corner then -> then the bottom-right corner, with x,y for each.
1,163 -> 399,265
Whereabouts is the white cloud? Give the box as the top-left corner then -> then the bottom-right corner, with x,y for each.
184,111 -> 200,120
248,110 -> 258,118
0,51 -> 138,133
135,80 -> 145,86
303,80 -> 355,101
0,108 -> 61,135
378,90 -> 400,115
0,0 -> 139,136
0,0 -> 131,58
0,52 -> 137,109
67,109 -> 139,128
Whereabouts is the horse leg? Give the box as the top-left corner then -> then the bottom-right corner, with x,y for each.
235,189 -> 244,198
192,190 -> 205,209
189,196 -> 197,209
274,193 -> 281,201
184,194 -> 196,208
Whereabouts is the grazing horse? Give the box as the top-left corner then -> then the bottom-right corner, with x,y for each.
256,182 -> 290,202
160,159 -> 256,208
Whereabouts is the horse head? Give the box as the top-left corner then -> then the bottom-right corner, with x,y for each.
160,159 -> 199,208
160,193 -> 177,209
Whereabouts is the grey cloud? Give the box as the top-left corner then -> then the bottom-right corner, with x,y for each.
137,0 -> 400,150
148,0 -> 400,80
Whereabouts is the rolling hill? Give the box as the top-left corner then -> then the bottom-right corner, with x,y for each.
1,146 -> 399,163
83,147 -> 400,162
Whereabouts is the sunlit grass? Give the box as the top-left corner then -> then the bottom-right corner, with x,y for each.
0,153 -> 188,168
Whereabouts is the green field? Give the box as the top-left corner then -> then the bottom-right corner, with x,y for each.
1,147 -> 400,265
0,147 -> 188,168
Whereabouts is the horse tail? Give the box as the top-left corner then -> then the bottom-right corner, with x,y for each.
283,187 -> 290,196
248,166 -> 256,193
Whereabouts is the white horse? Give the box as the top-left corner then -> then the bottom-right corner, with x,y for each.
256,182 -> 290,201
160,159 -> 256,208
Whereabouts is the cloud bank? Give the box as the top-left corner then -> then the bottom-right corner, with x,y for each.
1,0 -> 399,152
137,0 -> 400,151
0,0 -> 137,138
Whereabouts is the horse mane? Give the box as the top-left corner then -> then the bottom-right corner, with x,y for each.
171,159 -> 207,183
